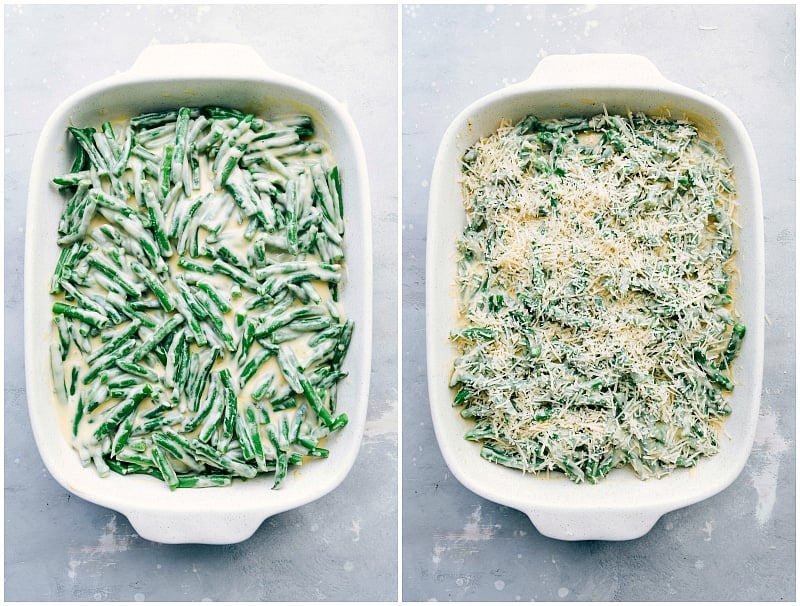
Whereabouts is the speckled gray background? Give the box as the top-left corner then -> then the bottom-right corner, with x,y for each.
402,3 -> 795,602
5,2 -> 797,603
5,4 -> 398,602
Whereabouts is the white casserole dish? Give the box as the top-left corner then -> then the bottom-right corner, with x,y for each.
25,43 -> 372,544
426,54 -> 764,541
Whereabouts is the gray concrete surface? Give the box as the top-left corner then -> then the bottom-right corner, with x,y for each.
4,4 -> 398,602
402,4 -> 795,602
5,2 -> 796,603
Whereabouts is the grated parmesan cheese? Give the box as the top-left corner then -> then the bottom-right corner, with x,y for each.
450,111 -> 745,483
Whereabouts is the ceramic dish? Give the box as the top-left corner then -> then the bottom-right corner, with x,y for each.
25,43 -> 372,544
426,54 -> 764,541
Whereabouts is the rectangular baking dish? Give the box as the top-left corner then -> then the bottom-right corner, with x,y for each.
426,54 -> 764,541
24,43 -> 373,544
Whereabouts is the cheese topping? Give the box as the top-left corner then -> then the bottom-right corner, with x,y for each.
451,112 -> 744,483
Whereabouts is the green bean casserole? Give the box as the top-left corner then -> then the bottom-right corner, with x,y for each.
49,106 -> 352,490
450,112 -> 745,483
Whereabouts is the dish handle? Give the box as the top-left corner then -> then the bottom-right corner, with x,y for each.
525,53 -> 671,89
523,507 -> 664,541
124,509 -> 269,545
126,43 -> 278,81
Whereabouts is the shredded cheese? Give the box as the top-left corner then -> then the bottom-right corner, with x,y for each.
450,111 -> 744,483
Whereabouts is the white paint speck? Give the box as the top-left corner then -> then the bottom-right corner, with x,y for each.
702,520 -> 714,541
343,560 -> 354,572
421,180 -> 429,188
557,587 -> 569,598
350,519 -> 361,542
83,515 -> 131,556
133,593 -> 145,602
460,505 -> 496,540
494,579 -> 505,591
695,560 -> 705,569
751,408 -> 790,525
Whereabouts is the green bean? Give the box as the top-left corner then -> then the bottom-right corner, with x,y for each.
110,406 -> 138,457
215,368 -> 237,451
250,375 -> 275,402
52,301 -> 108,329
189,439 -> 258,479
170,107 -> 192,181
694,349 -> 734,391
130,261 -> 174,311
131,109 -> 181,129
92,383 -> 152,441
130,314 -> 184,362
150,444 -> 179,490
211,258 -> 262,292
244,405 -> 267,471
198,376 -> 226,443
723,323 -> 746,366
50,343 -> 69,405
176,474 -> 232,488
86,254 -> 142,298
239,345 -> 278,389
152,431 -> 204,473
184,347 -> 216,413
140,180 -> 172,257
57,194 -> 97,246
115,358 -> 159,383
193,288 -> 236,352
85,319 -> 142,365
195,279 -> 232,313
67,126 -> 107,171
183,372 -> 221,435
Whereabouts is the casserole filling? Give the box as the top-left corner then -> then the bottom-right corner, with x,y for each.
49,106 -> 352,489
451,111 -> 744,483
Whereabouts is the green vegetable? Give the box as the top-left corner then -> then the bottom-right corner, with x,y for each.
49,107 -> 353,489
